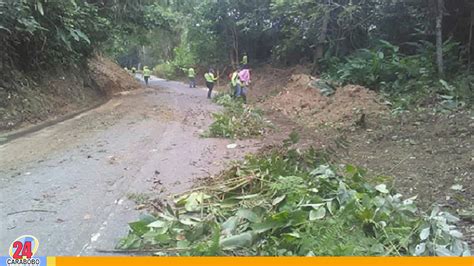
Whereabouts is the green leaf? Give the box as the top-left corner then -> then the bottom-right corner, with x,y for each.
179,218 -> 198,226
309,207 -> 326,221
310,165 -> 335,178
435,246 -> 455,256
234,194 -> 260,200
272,195 -> 286,206
183,192 -> 210,212
36,1 -> 44,16
449,230 -> 463,238
116,234 -> 142,250
300,203 -> 325,209
207,224 -> 222,256
236,209 -> 259,223
129,221 -> 150,237
250,222 -> 274,233
139,213 -> 157,224
414,243 -> 426,256
282,232 -> 301,239
147,220 -> 167,228
220,232 -> 254,249
420,227 -> 430,241
430,205 -> 441,218
177,240 -> 190,249
442,212 -> 460,223
74,29 -> 91,44
222,216 -> 239,234
375,184 -> 389,194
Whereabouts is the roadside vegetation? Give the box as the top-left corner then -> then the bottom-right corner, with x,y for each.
203,93 -> 269,139
323,40 -> 473,108
118,141 -> 470,256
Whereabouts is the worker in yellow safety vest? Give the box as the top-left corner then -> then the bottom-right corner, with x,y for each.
204,68 -> 218,99
230,67 -> 242,98
188,67 -> 196,88
143,66 -> 151,86
241,53 -> 248,66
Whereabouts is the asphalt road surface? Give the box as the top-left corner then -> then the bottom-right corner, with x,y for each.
0,77 -> 258,256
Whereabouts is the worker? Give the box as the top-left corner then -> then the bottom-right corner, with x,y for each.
131,67 -> 137,74
143,66 -> 151,86
238,65 -> 251,103
231,67 -> 242,99
204,68 -> 218,99
241,53 -> 248,66
188,67 -> 196,88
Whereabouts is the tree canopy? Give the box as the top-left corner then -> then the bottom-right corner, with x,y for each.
1,0 -> 472,103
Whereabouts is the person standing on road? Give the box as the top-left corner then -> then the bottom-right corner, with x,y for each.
242,53 -> 248,66
143,66 -> 151,86
188,67 -> 196,88
238,65 -> 251,103
204,68 -> 217,99
231,67 -> 242,98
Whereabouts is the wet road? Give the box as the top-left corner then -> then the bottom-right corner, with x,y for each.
0,77 -> 258,256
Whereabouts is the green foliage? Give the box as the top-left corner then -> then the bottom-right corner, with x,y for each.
205,95 -> 269,139
172,42 -> 197,70
323,40 -> 472,107
0,0 -> 104,70
0,0 -> 175,73
212,93 -> 234,107
118,146 -> 471,256
153,63 -> 177,80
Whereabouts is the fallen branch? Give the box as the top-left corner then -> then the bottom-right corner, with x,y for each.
95,247 -> 191,254
7,209 -> 57,216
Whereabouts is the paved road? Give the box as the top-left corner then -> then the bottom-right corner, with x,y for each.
0,77 -> 258,256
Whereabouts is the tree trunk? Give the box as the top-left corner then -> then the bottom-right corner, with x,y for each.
232,25 -> 239,67
435,0 -> 444,76
469,9 -> 473,72
229,50 -> 236,67
313,4 -> 330,74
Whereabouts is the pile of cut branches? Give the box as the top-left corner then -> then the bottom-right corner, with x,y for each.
204,93 -> 270,139
117,143 -> 470,256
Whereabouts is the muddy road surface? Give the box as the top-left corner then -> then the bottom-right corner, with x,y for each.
0,77 -> 259,256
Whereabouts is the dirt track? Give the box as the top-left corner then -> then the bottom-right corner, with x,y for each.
0,77 -> 259,256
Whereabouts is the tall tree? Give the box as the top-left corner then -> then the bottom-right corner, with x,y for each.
313,0 -> 330,73
436,0 -> 445,76
469,8 -> 473,71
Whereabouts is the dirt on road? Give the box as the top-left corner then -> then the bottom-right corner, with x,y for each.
0,77 -> 260,256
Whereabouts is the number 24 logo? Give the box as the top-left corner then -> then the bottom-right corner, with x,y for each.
9,235 -> 39,259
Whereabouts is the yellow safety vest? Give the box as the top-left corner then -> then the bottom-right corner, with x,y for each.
231,72 -> 241,87
204,72 -> 216,83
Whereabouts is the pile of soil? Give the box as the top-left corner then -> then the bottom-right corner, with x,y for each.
248,65 -> 297,102
261,73 -> 388,128
0,56 -> 140,132
88,55 -> 140,96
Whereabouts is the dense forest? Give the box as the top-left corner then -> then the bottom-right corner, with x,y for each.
1,0 -> 473,106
